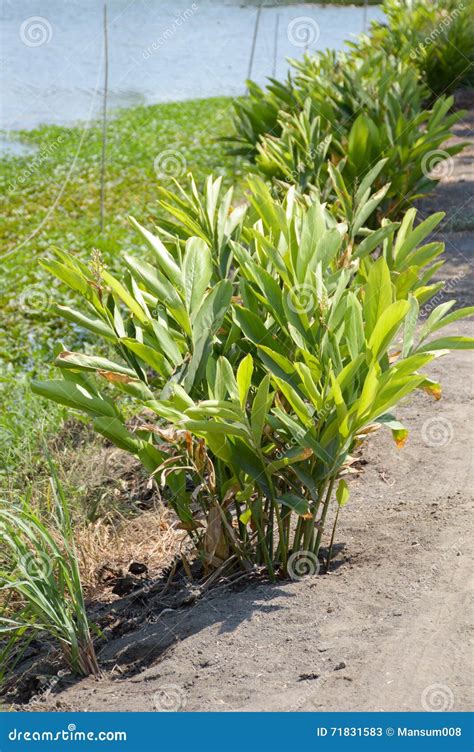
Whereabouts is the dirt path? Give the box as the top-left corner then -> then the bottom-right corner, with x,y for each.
16,102 -> 474,715
32,330 -> 471,713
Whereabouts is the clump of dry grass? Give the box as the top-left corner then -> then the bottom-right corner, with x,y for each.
51,435 -> 158,523
76,505 -> 184,598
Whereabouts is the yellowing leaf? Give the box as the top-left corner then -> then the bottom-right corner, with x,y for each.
392,428 -> 409,448
98,370 -> 134,384
239,509 -> 252,525
423,383 -> 442,401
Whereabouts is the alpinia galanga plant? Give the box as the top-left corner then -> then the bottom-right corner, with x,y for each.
230,1 -> 469,217
359,0 -> 474,98
32,175 -> 474,579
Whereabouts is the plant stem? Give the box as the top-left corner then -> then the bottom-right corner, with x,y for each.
273,502 -> 288,571
254,512 -> 275,580
312,476 -> 336,557
292,516 -> 303,552
302,480 -> 328,552
325,505 -> 340,573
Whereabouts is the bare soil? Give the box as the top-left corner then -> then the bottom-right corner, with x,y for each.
3,99 -> 473,715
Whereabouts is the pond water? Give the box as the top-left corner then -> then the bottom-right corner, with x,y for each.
1,1 -> 384,137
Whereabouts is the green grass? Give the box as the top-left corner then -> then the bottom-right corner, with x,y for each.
0,459 -> 99,677
0,96 -> 240,492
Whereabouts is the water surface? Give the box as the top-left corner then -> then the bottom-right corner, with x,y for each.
1,1 -> 384,132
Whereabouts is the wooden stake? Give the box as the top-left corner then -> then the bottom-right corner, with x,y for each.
363,0 -> 368,33
272,13 -> 279,79
247,2 -> 262,90
100,3 -> 108,232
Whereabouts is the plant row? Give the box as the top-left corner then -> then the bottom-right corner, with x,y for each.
3,0 -> 473,678
229,0 -> 473,216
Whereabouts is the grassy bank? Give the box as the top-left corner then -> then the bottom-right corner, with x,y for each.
0,96 -> 239,492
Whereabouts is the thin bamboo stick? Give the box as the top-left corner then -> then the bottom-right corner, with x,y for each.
247,2 -> 263,89
100,3 -> 109,232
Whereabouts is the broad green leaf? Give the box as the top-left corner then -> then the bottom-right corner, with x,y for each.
274,377 -> 313,427
417,336 -> 474,353
352,184 -> 390,237
185,280 -> 233,390
130,217 -> 183,288
364,257 -> 392,339
216,357 -> 240,402
124,254 -> 190,334
54,351 -> 136,378
57,305 -> 116,341
101,270 -> 148,326
183,419 -> 248,439
367,300 -> 410,360
418,301 -> 456,344
354,158 -> 389,206
120,339 -> 173,377
41,260 -> 101,309
425,305 -> 474,336
182,237 -> 212,316
336,478 -> 350,508
402,295 -> 419,357
251,374 -> 271,444
266,446 -> 312,474
233,305 -> 274,347
355,223 -> 396,259
395,213 -> 444,264
93,417 -> 141,454
345,292 -> 365,360
276,493 -> 310,517
356,364 -> 380,421
31,380 -> 117,418
236,354 -> 254,407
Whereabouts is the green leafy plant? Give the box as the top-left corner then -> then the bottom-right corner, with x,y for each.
253,73 -> 464,219
31,178 -> 473,579
0,460 -> 99,677
364,0 -> 474,97
156,174 -> 247,280
230,1 -> 469,218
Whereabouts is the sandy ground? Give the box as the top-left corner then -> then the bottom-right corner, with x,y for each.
26,323 -> 472,713
5,99 -> 473,715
